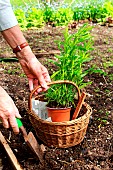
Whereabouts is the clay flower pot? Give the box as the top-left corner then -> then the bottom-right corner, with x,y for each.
47,107 -> 71,122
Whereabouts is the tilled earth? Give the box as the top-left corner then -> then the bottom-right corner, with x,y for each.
0,24 -> 113,170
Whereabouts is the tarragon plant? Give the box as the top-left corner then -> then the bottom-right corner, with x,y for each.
45,24 -> 93,108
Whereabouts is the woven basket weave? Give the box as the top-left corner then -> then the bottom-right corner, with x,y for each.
28,80 -> 92,148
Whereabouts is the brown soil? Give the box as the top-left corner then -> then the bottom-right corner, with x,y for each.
0,24 -> 113,170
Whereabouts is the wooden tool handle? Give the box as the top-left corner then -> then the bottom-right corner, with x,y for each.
0,131 -> 23,170
72,92 -> 86,120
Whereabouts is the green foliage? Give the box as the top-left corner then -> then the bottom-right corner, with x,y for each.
43,5 -> 74,26
98,111 -> 110,125
14,8 -> 44,29
88,4 -> 107,22
26,8 -> 44,28
73,7 -> 89,21
88,66 -> 107,76
104,1 -> 113,18
52,24 -> 93,86
43,5 -> 55,23
109,74 -> 113,81
45,83 -> 75,107
53,8 -> 74,26
45,24 -> 93,108
73,3 -> 107,22
12,1 -> 113,30
14,9 -> 28,30
4,67 -> 21,75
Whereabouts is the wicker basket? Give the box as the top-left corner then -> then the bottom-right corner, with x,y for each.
28,80 -> 92,148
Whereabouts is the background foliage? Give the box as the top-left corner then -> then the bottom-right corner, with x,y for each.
10,0 -> 113,30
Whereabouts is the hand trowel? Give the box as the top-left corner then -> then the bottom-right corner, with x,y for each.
16,118 -> 45,165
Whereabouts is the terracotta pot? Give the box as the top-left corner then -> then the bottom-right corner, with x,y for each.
47,107 -> 71,122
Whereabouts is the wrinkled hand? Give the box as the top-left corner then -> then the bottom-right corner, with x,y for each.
0,87 -> 21,133
19,55 -> 51,92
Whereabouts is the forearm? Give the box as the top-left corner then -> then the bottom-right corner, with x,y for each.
1,25 -> 26,48
1,25 -> 35,62
0,0 -> 34,62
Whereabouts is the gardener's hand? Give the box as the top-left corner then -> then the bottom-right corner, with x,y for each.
17,47 -> 51,92
1,26 -> 51,92
0,87 -> 21,134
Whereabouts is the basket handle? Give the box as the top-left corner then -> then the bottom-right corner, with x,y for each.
29,80 -> 81,112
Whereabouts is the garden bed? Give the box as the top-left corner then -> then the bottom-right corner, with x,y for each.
0,24 -> 113,170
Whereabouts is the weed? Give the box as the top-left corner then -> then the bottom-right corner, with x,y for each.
20,73 -> 26,77
108,74 -> 113,81
94,88 -> 100,93
105,89 -> 110,93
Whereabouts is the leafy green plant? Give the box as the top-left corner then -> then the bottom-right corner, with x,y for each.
109,74 -> 113,81
43,5 -> 55,23
13,1 -> 112,30
53,7 -> 74,26
104,1 -> 113,18
45,24 -> 93,108
14,9 -> 28,30
26,8 -> 44,28
72,2 -> 107,23
73,7 -> 90,21
5,67 -> 20,75
88,66 -> 107,76
88,4 -> 107,22
98,111 -> 110,125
